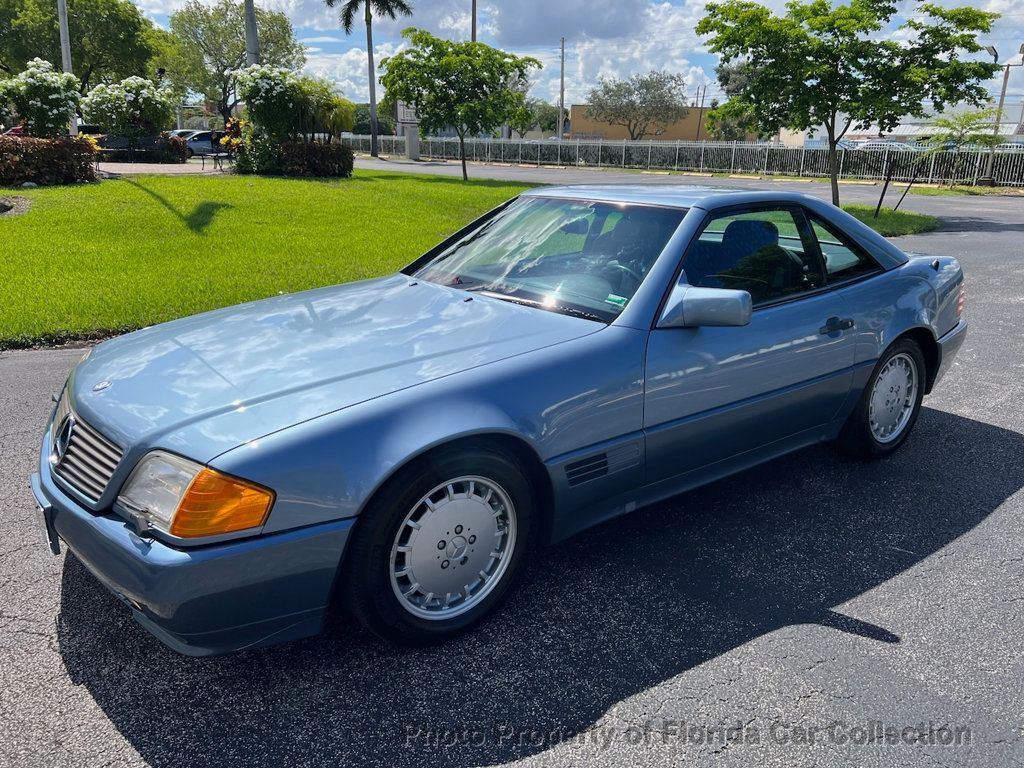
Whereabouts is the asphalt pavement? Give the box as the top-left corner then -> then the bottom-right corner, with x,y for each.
1,164 -> 1022,767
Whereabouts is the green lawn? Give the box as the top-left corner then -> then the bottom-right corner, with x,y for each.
0,172 -> 938,349
0,173 -> 529,349
841,204 -> 938,236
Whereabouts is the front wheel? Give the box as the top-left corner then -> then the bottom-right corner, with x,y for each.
835,338 -> 926,459
344,446 -> 535,645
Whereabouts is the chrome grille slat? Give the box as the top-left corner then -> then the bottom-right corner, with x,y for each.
50,388 -> 123,503
62,449 -> 110,485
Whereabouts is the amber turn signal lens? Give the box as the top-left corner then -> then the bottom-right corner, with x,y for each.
169,468 -> 274,537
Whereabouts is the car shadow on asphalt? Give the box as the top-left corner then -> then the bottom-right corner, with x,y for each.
55,407 -> 1022,767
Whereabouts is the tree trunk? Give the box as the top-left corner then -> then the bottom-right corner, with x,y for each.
827,134 -> 841,206
459,134 -> 468,180
365,5 -> 379,157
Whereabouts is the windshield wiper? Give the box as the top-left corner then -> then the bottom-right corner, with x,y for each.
475,291 -> 606,323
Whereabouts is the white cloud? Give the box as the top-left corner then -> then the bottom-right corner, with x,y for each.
300,35 -> 345,43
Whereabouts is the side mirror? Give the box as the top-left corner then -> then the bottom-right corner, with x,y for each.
658,283 -> 752,328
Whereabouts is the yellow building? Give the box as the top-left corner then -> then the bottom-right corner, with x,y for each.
570,104 -> 713,141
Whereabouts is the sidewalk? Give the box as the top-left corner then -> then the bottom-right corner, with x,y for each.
96,158 -> 231,177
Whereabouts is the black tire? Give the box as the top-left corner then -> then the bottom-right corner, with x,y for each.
835,337 -> 926,460
186,147 -> 194,158
343,445 -> 536,645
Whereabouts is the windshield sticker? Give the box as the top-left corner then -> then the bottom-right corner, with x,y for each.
605,294 -> 628,308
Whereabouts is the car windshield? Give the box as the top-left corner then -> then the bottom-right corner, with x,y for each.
411,196 -> 685,322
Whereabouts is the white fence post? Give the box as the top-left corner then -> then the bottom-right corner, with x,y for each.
647,141 -> 653,169
674,142 -> 680,171
799,146 -> 806,177
699,143 -> 705,173
621,140 -> 626,167
763,145 -> 769,174
731,142 -> 737,173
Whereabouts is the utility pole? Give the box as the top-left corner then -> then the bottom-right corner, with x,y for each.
693,84 -> 707,141
471,0 -> 477,42
56,0 -> 76,135
979,43 -> 1023,186
244,0 -> 260,66
557,36 -> 565,140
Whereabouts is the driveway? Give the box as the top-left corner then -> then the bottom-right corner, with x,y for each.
1,170 -> 1022,767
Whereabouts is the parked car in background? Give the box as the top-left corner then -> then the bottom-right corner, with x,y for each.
2,124 -> 25,136
854,140 -> 923,152
168,129 -> 197,140
184,130 -> 222,157
31,186 -> 967,656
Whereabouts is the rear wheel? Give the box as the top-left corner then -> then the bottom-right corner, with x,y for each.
835,338 -> 925,459
344,446 -> 535,645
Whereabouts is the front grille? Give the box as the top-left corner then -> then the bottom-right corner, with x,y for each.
50,388 -> 123,502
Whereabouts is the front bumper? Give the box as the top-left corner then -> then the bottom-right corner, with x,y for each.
32,448 -> 354,656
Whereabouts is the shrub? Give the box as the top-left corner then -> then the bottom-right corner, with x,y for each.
279,142 -> 354,177
0,59 -> 80,138
96,134 -> 188,163
234,65 -> 355,142
0,136 -> 96,185
81,77 -> 175,146
236,138 -> 353,177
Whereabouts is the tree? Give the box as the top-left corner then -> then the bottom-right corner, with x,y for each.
509,99 -> 567,137
1,0 -> 160,92
706,61 -> 759,141
353,103 -> 395,135
324,0 -> 412,158
697,0 -> 1000,205
585,71 -> 689,140
169,0 -> 305,124
925,106 -> 1001,184
0,58 -> 80,136
381,28 -> 540,180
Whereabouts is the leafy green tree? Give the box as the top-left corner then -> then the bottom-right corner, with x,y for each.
532,101 -> 566,133
323,0 -> 412,157
0,0 -> 160,92
706,61 -> 759,141
925,106 -> 1001,184
509,100 -> 566,137
697,0 -> 1000,204
169,0 -> 305,124
586,71 -> 689,140
0,57 -> 80,136
235,65 -> 355,141
380,28 -> 540,180
353,103 -> 395,135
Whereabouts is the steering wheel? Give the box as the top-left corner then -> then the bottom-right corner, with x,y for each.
603,261 -> 644,285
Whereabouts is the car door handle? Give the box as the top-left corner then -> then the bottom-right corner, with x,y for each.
819,317 -> 855,335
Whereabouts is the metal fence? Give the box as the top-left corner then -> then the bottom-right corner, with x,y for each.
342,134 -> 1024,187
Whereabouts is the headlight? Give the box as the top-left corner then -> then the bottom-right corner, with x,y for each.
117,451 -> 274,538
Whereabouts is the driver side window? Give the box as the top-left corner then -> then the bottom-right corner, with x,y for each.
684,208 -> 824,306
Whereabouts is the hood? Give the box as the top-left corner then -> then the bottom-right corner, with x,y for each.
70,275 -> 601,461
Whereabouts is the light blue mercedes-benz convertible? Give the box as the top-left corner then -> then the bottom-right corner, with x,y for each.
31,185 -> 967,655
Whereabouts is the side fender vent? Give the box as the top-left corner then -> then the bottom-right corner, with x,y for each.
565,442 -> 640,487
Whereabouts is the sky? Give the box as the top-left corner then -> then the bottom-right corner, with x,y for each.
136,0 -> 1024,109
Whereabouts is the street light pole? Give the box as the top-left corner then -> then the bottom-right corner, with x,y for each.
244,0 -> 260,66
471,0 -> 476,42
557,36 -> 565,140
56,0 -> 76,135
979,43 -> 1024,186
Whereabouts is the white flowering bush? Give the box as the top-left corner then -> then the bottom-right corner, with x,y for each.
234,65 -> 301,141
81,76 -> 175,143
0,59 -> 80,138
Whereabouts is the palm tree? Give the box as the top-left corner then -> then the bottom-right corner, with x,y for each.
325,0 -> 413,157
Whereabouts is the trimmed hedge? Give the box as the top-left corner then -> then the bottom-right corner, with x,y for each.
98,135 -> 189,163
237,140 -> 354,177
0,136 -> 96,185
